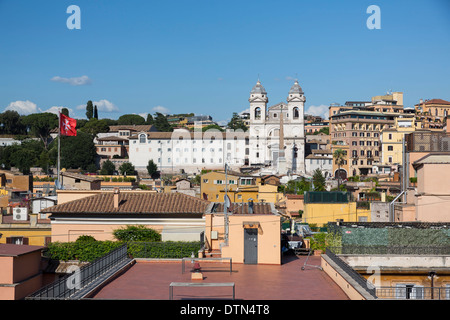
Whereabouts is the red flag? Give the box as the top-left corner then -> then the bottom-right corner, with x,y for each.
60,113 -> 77,136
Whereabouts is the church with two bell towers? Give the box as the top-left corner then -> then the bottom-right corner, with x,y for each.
248,79 -> 306,175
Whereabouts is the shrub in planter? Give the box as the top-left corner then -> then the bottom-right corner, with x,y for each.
113,225 -> 161,242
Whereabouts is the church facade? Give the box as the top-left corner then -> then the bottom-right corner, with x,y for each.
128,80 -> 306,176
248,79 -> 306,175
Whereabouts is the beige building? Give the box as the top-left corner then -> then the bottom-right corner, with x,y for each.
394,153 -> 450,222
380,115 -> 416,168
204,202 -> 281,265
0,244 -> 44,300
60,172 -> 102,190
414,98 -> 450,131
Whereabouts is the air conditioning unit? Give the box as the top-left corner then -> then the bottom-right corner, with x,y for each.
13,207 -> 28,221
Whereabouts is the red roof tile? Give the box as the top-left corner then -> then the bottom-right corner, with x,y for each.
43,192 -> 211,215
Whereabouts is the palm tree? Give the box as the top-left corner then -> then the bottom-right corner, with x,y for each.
333,148 -> 345,189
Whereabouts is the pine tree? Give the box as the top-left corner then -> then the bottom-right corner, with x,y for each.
86,100 -> 94,120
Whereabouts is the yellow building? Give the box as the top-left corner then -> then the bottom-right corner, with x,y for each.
381,115 -> 415,166
0,212 -> 51,246
302,192 -> 371,226
200,171 -> 283,204
331,144 -> 349,180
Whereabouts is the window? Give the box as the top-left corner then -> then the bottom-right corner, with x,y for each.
388,133 -> 392,140
139,134 -> 146,144
395,284 -> 424,300
203,179 -> 209,183
293,107 -> 299,119
255,107 -> 261,120
388,146 -> 393,151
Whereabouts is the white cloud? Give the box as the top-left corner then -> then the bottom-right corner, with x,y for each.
152,106 -> 170,114
5,100 -> 38,115
51,75 -> 92,86
76,99 -> 119,113
95,99 -> 119,112
39,106 -> 75,116
305,104 -> 329,120
239,108 -> 250,115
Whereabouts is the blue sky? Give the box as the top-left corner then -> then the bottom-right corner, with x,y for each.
1,0 -> 449,124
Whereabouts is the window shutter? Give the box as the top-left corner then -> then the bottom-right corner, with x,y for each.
22,237 -> 29,245
6,237 -> 12,244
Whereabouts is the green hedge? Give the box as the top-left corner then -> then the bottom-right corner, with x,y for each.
127,241 -> 202,259
44,241 -> 123,262
340,228 -> 450,247
44,241 -> 202,262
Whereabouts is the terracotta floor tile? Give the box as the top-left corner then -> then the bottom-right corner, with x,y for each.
91,254 -> 349,300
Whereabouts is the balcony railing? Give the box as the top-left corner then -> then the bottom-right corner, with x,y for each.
376,286 -> 450,300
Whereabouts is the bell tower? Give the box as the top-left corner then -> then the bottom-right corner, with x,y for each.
249,79 -> 268,124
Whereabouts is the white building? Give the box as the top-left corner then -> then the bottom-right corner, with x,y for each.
128,80 -> 307,176
248,80 -> 306,175
128,128 -> 249,175
305,149 -> 333,178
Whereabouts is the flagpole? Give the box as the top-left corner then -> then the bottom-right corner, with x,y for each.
57,111 -> 61,190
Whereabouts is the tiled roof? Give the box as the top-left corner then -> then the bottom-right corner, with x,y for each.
421,99 -> 450,105
212,202 -> 276,215
109,125 -> 154,132
61,172 -> 103,182
129,131 -> 249,140
42,192 -> 211,215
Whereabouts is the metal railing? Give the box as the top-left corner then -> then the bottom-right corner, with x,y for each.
27,243 -> 129,300
327,246 -> 450,255
376,286 -> 450,300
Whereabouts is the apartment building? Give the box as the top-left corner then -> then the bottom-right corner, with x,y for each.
380,115 -> 416,169
330,110 -> 397,176
128,128 -> 249,175
414,98 -> 450,131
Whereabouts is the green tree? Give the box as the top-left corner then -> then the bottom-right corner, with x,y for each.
38,150 -> 51,174
152,112 -> 172,132
61,108 -> 69,117
117,114 -> 146,126
312,168 -> 326,191
119,162 -> 136,175
100,160 -> 116,175
21,113 -> 58,149
10,148 -> 38,174
0,110 -> 26,135
86,163 -> 98,173
146,159 -> 158,177
313,127 -> 329,135
51,131 -> 97,170
280,178 -> 311,194
202,124 -> 224,132
333,148 -> 346,189
227,112 -> 248,131
86,100 -> 94,120
93,105 -> 98,119
146,114 -> 154,125
113,225 -> 161,242
80,118 -> 109,137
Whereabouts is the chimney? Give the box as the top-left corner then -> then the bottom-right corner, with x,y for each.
114,188 -> 120,208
